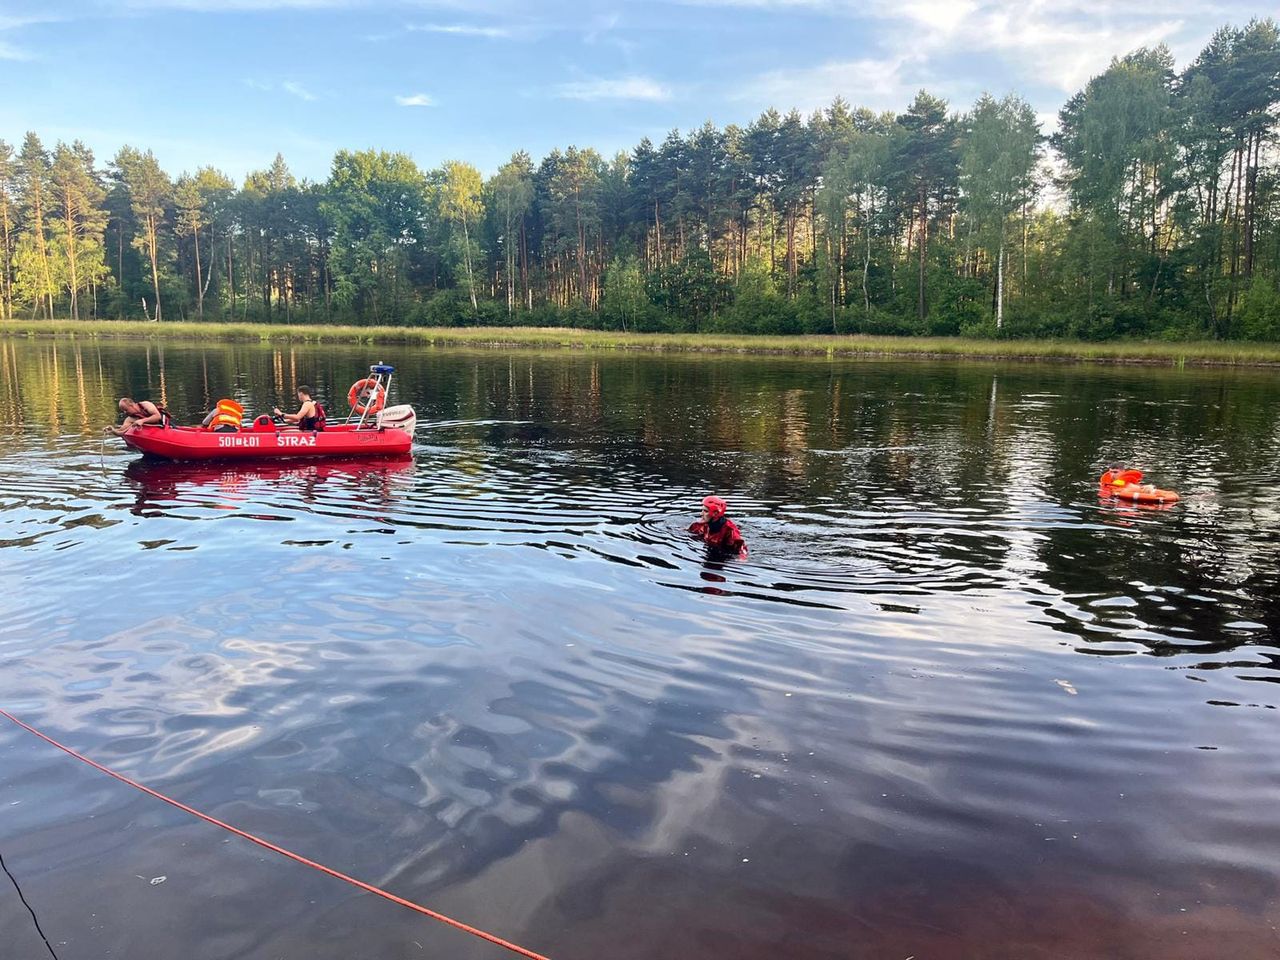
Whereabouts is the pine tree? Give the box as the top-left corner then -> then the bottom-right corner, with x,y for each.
17,133 -> 55,319
51,141 -> 108,320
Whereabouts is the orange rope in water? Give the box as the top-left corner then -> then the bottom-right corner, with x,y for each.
0,708 -> 550,960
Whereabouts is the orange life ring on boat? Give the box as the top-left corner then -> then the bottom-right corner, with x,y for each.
348,378 -> 386,415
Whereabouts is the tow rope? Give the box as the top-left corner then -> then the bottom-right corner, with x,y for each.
0,709 -> 550,960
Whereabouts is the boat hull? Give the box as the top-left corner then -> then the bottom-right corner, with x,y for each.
122,424 -> 413,461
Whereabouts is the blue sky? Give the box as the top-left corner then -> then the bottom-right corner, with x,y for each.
0,1 -> 1267,181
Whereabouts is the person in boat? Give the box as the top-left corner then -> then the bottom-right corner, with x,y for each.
200,398 -> 245,432
273,385 -> 326,431
109,397 -> 168,435
689,495 -> 748,558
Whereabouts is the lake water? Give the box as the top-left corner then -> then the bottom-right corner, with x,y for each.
1,338 -> 1279,959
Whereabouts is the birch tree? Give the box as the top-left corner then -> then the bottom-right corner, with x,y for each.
0,141 -> 15,321
439,160 -> 484,312
961,94 -> 1041,328
486,154 -> 533,314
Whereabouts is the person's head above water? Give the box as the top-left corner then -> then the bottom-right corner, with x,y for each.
297,385 -> 313,401
702,495 -> 728,522
689,494 -> 747,557
118,397 -> 142,414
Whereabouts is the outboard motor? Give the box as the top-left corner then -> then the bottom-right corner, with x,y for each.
377,404 -> 417,436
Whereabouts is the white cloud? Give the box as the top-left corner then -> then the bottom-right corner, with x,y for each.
582,11 -> 620,44
0,40 -> 32,61
243,78 -> 319,101
704,0 -> 1262,107
406,23 -> 511,38
118,0 -> 360,9
395,92 -> 436,107
0,14 -> 59,30
554,76 -> 672,102
0,11 -> 61,61
735,55 -> 919,113
941,3 -> 1185,94
281,80 -> 317,101
725,0 -> 1256,121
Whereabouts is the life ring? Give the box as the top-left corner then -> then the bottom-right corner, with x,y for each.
348,378 -> 387,415
1099,470 -> 1178,503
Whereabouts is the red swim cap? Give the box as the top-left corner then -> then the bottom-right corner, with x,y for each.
702,496 -> 727,519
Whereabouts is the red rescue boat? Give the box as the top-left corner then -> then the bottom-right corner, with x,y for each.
122,420 -> 413,461
120,364 -> 417,462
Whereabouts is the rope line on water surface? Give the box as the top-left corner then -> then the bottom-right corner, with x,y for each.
0,709 -> 550,960
0,848 -> 60,960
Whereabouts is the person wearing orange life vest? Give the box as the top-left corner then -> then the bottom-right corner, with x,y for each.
200,398 -> 245,431
688,495 -> 748,558
273,385 -> 326,431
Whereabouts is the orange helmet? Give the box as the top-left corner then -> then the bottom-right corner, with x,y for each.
702,496 -> 728,519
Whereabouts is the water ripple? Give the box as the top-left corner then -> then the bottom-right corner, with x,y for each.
2,344 -> 1280,959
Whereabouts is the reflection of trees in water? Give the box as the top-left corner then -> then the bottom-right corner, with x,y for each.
6,340 -> 1280,650
973,371 -> 1280,667
1,340 -> 392,439
0,339 -> 25,437
409,354 -> 1280,632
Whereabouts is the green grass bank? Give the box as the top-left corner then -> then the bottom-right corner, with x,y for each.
4,319 -> 1280,367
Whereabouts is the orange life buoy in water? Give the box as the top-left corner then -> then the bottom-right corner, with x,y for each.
348,378 -> 386,415
1101,468 -> 1144,487
1099,470 -> 1179,503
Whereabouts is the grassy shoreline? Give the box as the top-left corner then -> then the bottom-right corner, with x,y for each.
4,319 -> 1280,366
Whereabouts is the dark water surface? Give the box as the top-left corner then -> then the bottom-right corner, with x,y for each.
2,339 -> 1279,959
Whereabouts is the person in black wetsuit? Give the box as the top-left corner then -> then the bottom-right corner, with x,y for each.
273,385 -> 326,431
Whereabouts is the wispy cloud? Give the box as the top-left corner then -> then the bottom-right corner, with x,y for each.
725,0 -> 1224,125
582,11 -> 619,45
702,0 -> 1253,103
554,76 -> 672,102
735,55 -> 922,113
394,93 -> 436,107
0,14 -> 61,31
243,78 -> 319,101
281,80 -> 317,101
0,11 -> 60,61
119,0 -> 360,9
0,40 -> 32,61
406,22 -> 512,39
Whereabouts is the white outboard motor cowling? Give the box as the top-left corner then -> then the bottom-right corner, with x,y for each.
377,404 -> 417,436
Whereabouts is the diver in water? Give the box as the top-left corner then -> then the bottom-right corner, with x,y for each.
688,495 -> 748,558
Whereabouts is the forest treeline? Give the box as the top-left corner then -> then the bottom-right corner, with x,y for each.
1,21 -> 1278,340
